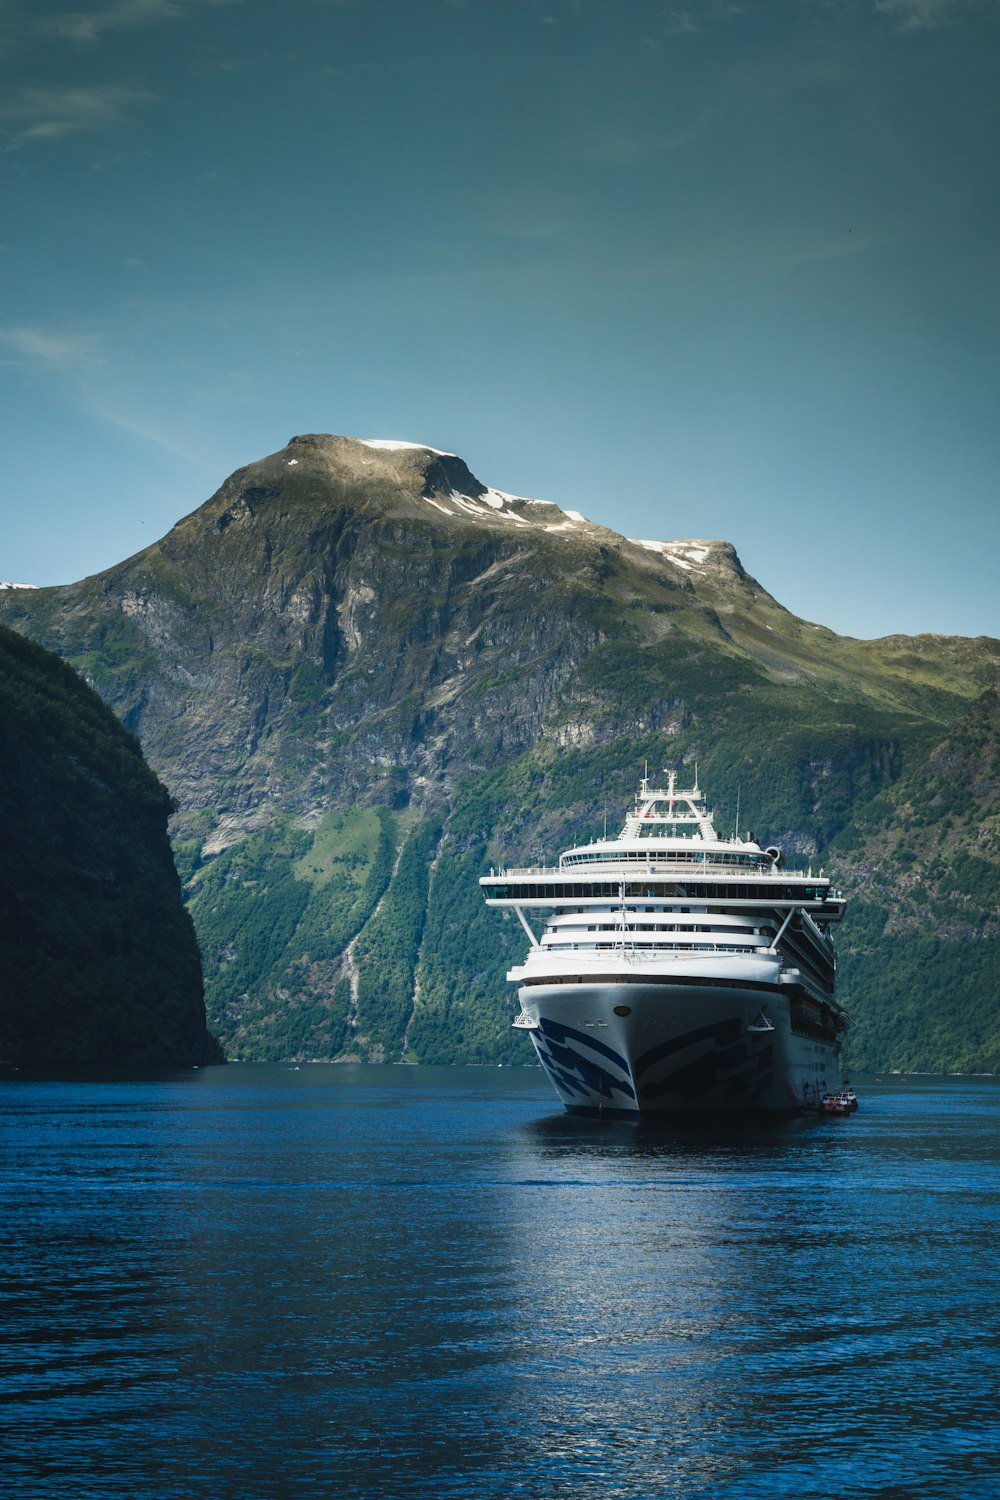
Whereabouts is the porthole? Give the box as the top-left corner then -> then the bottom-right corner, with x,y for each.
613,1004 -> 632,1017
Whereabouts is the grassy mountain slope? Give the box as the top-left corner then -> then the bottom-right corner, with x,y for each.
2,435 -> 997,1069
832,685 -> 1000,1071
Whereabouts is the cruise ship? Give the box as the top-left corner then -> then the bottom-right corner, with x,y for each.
480,771 -> 847,1116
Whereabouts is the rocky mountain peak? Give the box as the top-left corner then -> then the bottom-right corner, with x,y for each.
283,432 -> 484,500
219,433 -> 620,544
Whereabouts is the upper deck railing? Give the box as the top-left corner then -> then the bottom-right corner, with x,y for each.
490,860 -> 832,883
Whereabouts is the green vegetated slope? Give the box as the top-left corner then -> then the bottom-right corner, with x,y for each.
186,806 -> 395,1059
832,685 -> 1000,1072
0,625 -> 215,1067
2,434 -> 998,1071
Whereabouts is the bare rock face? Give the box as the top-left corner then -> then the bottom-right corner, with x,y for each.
5,437 -> 624,829
3,435 -> 999,1071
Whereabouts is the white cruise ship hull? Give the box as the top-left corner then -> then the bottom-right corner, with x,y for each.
517,976 -> 840,1116
483,769 -> 847,1119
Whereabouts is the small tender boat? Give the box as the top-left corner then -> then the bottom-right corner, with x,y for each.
819,1088 -> 858,1116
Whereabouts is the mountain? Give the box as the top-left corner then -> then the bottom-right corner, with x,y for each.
2,434 -> 998,1070
0,624 -> 215,1068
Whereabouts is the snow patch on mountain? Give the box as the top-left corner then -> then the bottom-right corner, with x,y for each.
355,441 -> 596,536
632,539 -> 712,572
0,581 -> 40,591
412,476 -> 589,536
361,439 -> 455,457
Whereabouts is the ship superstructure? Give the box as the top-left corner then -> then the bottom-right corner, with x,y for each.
480,771 -> 847,1116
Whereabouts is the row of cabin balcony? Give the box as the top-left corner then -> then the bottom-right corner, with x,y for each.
560,850 -> 774,870
541,942 -> 773,954
495,856 -> 776,876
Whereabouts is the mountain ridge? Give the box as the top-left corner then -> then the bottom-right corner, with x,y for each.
2,434 -> 998,1070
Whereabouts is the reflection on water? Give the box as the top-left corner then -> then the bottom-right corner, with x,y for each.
520,1107 -> 819,1157
508,1086 -> 1000,1498
2,1066 -> 999,1499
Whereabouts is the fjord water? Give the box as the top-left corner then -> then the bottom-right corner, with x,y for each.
3,1067 -> 999,1500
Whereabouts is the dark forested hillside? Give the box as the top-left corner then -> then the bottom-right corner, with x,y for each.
0,626 -> 215,1067
2,435 -> 998,1071
831,685 -> 1000,1072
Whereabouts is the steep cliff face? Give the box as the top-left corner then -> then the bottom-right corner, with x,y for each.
0,625 -> 214,1068
8,437 -> 627,824
3,435 -> 998,1069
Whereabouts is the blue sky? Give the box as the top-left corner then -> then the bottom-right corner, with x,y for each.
1,0 -> 997,640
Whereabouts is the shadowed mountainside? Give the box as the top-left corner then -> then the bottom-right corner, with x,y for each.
0,624 -> 215,1068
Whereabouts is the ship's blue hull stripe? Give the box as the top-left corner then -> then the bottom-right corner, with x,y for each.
633,1017 -> 745,1079
537,1017 -> 630,1073
532,1035 -> 636,1103
535,1047 -> 588,1098
530,1014 -> 781,1109
640,1032 -> 775,1105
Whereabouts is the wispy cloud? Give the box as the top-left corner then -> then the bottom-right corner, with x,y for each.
0,325 -> 104,367
658,1 -> 745,36
874,0 -> 974,28
42,0 -> 244,45
0,323 -> 210,464
83,394 -> 212,464
0,85 -> 153,146
42,0 -> 183,43
654,0 -> 980,37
